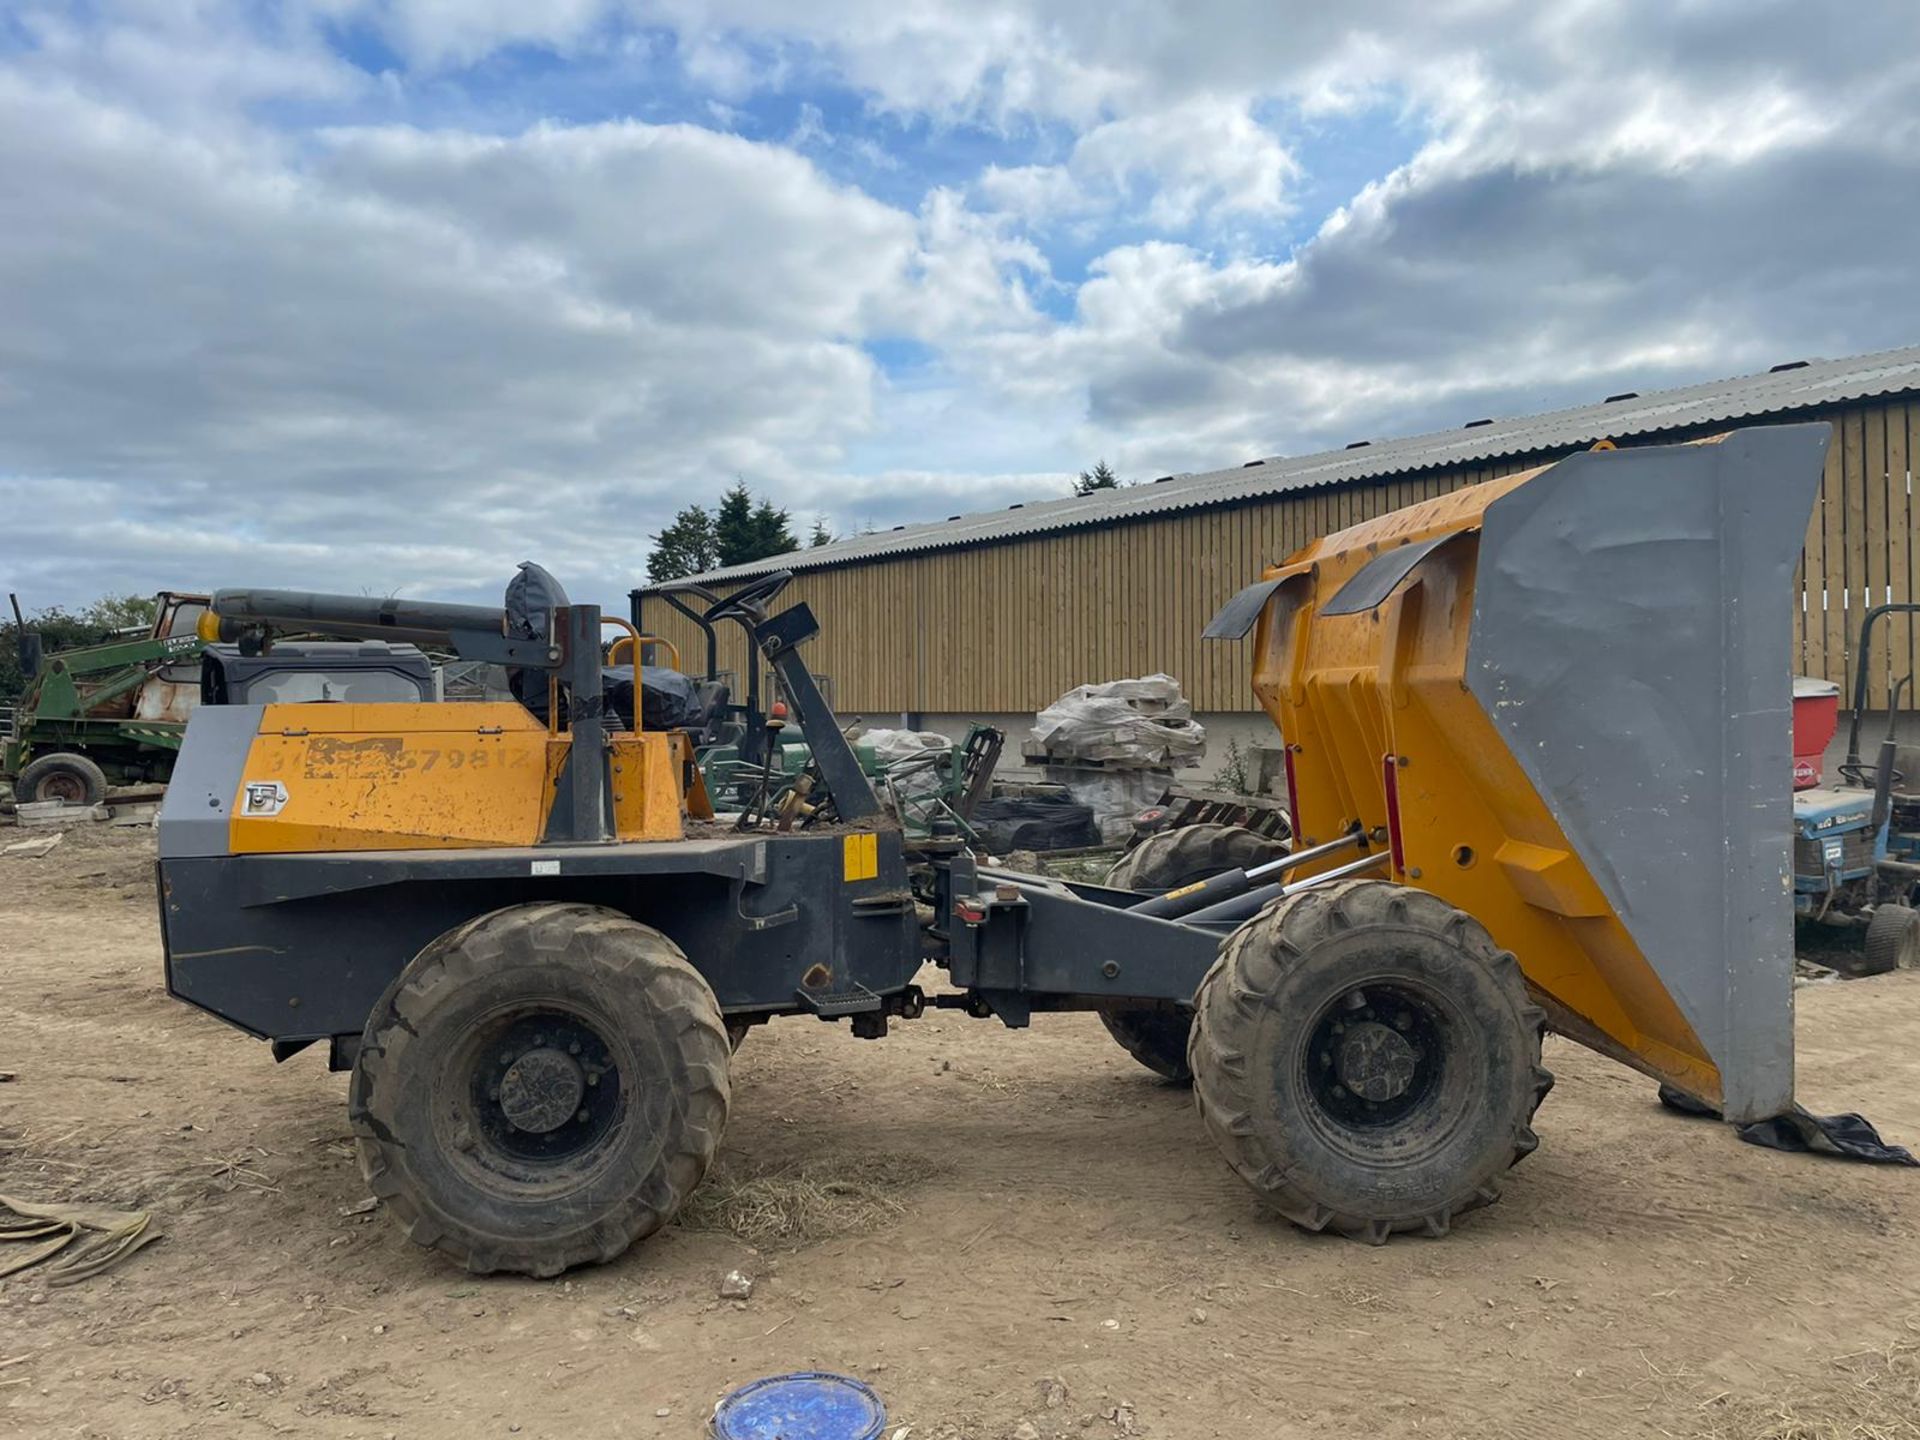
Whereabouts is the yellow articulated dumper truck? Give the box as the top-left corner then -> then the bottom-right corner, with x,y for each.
157,425 -> 1833,1273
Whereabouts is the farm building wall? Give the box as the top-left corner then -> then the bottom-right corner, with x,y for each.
637,399 -> 1920,741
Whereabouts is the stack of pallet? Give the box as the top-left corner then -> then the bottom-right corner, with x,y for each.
1021,674 -> 1205,769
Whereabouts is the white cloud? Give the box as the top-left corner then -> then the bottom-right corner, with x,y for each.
1069,98 -> 1300,228
7,0 -> 360,120
6,0 -> 1920,611
977,98 -> 1300,232
360,0 -> 611,71
0,78 -> 934,604
317,119 -> 917,337
885,188 -> 1050,343
976,163 -> 1087,223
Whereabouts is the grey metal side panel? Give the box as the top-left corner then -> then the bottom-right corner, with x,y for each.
1466,424 -> 1828,1121
157,705 -> 263,858
161,830 -> 921,1040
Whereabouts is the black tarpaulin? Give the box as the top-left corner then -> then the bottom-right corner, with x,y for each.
1657,1084 -> 1917,1165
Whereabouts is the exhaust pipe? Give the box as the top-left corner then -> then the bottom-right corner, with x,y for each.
8,593 -> 41,681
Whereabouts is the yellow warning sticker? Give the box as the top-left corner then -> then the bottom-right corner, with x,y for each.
1162,879 -> 1207,901
842,832 -> 879,882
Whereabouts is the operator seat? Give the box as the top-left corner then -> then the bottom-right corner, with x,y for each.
503,562 -> 726,736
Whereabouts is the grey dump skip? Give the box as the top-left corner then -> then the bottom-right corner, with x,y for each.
157,704 -> 263,859
1466,424 -> 1830,1121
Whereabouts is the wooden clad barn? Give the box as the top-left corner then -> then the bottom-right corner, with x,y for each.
636,347 -> 1920,744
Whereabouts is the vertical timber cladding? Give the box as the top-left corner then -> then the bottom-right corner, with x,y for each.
1797,399 -> 1920,709
638,399 -> 1918,716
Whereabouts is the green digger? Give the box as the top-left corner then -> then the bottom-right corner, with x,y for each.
5,591 -> 438,806
5,591 -> 210,804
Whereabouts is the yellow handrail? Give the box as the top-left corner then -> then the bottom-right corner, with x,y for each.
602,618 -> 681,672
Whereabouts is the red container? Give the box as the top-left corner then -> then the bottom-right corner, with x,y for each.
1791,676 -> 1841,789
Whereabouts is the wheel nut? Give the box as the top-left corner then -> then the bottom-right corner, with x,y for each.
576,1109 -> 590,1123
568,1041 -> 582,1055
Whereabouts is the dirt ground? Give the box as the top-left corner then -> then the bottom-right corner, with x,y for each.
4,826 -> 1920,1440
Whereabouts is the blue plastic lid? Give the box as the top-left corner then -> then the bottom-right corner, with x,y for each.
712,1372 -> 887,1440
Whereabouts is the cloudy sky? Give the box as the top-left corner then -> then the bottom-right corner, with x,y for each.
4,2 -> 1918,608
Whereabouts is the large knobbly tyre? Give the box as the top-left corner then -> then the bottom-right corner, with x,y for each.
1189,878 -> 1551,1243
1106,823 -> 1290,892
349,902 -> 731,1277
1100,824 -> 1293,1084
1098,1008 -> 1198,1084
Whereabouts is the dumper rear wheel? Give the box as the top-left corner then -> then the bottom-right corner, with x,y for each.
1190,878 -> 1550,1243
348,902 -> 731,1276
1097,1008 -> 1196,1084
1100,824 -> 1291,1082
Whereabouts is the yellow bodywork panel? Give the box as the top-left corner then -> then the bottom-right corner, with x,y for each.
842,832 -> 879,882
1251,461 -> 1721,1104
608,732 -> 687,842
673,731 -> 715,821
229,702 -> 684,853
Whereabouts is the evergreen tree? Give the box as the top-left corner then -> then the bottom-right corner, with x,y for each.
808,516 -> 834,548
663,481 -> 800,574
750,498 -> 797,559
1074,459 -> 1120,496
645,505 -> 718,581
714,481 -> 759,567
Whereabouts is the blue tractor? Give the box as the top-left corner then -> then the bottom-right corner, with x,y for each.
1794,603 -> 1920,973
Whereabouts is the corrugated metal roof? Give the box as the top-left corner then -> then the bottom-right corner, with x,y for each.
646,344 -> 1920,590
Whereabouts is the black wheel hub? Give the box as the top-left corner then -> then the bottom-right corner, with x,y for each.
498,1048 -> 586,1134
1336,1021 -> 1417,1102
467,1011 -> 621,1164
1306,985 -> 1444,1130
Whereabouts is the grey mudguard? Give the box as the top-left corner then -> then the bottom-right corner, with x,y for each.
158,704 -> 263,859
1466,424 -> 1829,1121
1204,576 -> 1291,639
1321,530 -> 1473,617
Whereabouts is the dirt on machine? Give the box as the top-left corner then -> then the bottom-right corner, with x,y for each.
155,423 -> 1834,1273
5,589 -> 438,806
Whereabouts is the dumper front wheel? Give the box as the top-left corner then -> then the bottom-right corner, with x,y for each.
1189,878 -> 1550,1243
349,903 -> 731,1276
